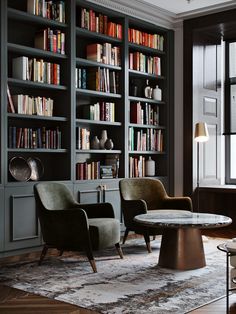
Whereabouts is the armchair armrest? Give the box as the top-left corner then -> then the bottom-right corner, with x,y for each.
122,199 -> 148,227
42,207 -> 90,246
162,196 -> 193,211
79,202 -> 115,218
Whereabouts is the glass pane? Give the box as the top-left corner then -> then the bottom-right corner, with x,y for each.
230,85 -> 236,132
229,42 -> 236,78
230,135 -> 236,178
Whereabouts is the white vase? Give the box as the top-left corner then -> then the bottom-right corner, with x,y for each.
145,157 -> 155,177
153,85 -> 162,101
99,130 -> 108,149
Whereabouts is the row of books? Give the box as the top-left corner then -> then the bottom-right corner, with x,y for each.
8,93 -> 54,116
80,8 -> 122,39
128,127 -> 163,152
76,127 -> 90,150
129,156 -> 154,178
8,126 -> 61,149
130,102 -> 159,125
79,102 -> 115,122
12,56 -> 60,85
128,28 -> 164,51
87,43 -> 121,66
27,0 -> 65,23
87,68 -> 119,94
129,52 -> 161,76
35,28 -> 65,55
76,161 -> 100,180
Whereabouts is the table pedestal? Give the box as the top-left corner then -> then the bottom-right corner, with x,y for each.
158,228 -> 206,270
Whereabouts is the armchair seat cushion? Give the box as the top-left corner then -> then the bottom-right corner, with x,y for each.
88,218 -> 120,250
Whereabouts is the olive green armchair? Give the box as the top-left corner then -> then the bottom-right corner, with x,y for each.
34,182 -> 123,273
119,178 -> 192,252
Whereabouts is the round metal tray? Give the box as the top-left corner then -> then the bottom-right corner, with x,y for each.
9,156 -> 31,182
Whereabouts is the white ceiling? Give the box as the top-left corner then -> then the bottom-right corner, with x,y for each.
140,0 -> 234,15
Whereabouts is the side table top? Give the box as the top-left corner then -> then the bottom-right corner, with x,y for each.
134,209 -> 232,229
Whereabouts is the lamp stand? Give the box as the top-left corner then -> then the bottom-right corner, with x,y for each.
196,141 -> 200,213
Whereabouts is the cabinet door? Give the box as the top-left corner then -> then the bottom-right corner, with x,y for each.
4,186 -> 42,251
75,182 -> 102,204
102,180 -> 121,222
74,180 -> 122,222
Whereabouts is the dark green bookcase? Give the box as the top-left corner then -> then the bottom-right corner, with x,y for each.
0,0 -> 174,257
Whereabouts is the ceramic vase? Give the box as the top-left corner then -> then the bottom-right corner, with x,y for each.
91,136 -> 100,149
105,138 -> 114,150
153,85 -> 162,101
145,157 -> 155,176
99,130 -> 108,149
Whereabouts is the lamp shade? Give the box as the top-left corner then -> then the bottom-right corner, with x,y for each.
194,122 -> 209,142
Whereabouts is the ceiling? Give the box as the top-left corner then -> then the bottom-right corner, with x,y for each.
140,0 -> 234,15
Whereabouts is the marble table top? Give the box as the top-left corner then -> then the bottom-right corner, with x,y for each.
134,209 -> 232,229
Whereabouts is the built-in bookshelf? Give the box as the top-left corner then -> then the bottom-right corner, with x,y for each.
7,0 -> 70,182
0,0 -> 173,256
75,0 -> 124,181
128,18 -> 168,178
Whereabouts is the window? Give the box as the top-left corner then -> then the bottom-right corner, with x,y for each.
225,41 -> 236,183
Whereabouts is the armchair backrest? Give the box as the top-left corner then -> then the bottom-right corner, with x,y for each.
34,182 -> 77,211
119,178 -> 167,210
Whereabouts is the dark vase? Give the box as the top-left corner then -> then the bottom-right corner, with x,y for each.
104,138 -> 114,150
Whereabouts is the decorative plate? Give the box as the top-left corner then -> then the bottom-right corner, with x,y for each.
9,156 -> 31,181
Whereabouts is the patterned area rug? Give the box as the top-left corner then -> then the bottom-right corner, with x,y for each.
0,237 -> 227,314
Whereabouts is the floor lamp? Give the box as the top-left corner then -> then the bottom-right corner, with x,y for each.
194,122 -> 209,213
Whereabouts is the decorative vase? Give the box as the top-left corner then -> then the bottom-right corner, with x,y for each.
153,85 -> 162,101
99,130 -> 108,149
145,157 -> 155,177
91,136 -> 100,149
104,138 -> 114,150
144,79 -> 153,99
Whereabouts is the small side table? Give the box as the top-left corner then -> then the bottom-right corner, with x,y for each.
217,243 -> 236,314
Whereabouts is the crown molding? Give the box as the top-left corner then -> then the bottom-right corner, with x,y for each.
88,0 -> 236,31
87,0 -> 175,29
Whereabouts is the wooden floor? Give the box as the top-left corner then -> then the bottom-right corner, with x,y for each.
0,228 -> 236,314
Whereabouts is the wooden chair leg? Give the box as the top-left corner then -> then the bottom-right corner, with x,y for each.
58,250 -> 63,256
122,228 -> 129,244
89,259 -> 97,273
144,234 -> 152,253
153,236 -> 156,241
86,249 -> 97,273
39,245 -> 48,265
115,243 -> 124,259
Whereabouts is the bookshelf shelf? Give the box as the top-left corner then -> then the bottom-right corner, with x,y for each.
76,27 -> 122,44
8,43 -> 67,60
76,57 -> 122,70
128,95 -> 165,104
8,148 -> 67,153
8,78 -> 67,90
8,8 -> 67,28
128,150 -> 165,155
77,119 -> 122,126
8,113 -> 67,122
129,69 -> 164,80
76,149 -> 122,154
129,123 -> 165,129
128,42 -> 165,55
76,88 -> 122,98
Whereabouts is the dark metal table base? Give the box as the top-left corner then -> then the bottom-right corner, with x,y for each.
158,227 -> 206,270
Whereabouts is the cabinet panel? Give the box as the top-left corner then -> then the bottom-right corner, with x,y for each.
0,188 -> 5,252
4,186 -> 41,251
74,179 -> 121,221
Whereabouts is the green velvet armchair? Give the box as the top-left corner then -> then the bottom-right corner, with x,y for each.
34,182 -> 123,273
119,178 -> 193,252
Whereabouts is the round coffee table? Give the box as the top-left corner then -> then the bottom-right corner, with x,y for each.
134,210 -> 232,270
